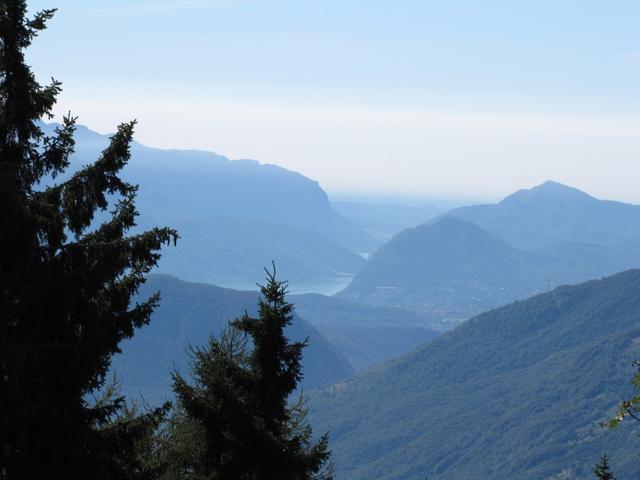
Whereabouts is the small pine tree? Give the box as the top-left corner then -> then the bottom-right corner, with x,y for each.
91,378 -> 172,480
0,2 -> 177,479
593,454 -> 616,480
169,266 -> 332,480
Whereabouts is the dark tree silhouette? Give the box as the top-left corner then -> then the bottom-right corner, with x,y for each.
0,2 -> 177,479
593,454 -> 616,480
168,266 -> 332,480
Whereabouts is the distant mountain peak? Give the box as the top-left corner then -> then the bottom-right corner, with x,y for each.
532,180 -> 589,195
500,180 -> 594,205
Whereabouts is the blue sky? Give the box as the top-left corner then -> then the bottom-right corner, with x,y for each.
27,0 -> 640,201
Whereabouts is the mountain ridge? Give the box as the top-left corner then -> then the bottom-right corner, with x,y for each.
445,180 -> 640,250
339,182 -> 640,325
41,122 -> 374,290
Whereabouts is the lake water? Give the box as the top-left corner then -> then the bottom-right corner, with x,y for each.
222,275 -> 354,296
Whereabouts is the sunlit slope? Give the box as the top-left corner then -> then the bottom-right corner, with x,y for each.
310,270 -> 640,479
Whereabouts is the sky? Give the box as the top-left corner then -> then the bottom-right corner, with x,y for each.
26,0 -> 640,202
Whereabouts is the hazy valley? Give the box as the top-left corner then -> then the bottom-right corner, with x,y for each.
7,6 -> 640,478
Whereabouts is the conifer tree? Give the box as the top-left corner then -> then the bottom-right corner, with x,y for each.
169,267 -> 332,480
593,454 -> 616,480
0,2 -> 177,479
608,360 -> 640,429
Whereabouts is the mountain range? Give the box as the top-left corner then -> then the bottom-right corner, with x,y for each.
339,182 -> 640,327
61,125 -> 640,479
446,180 -> 640,250
42,123 -> 373,291
310,269 -> 640,479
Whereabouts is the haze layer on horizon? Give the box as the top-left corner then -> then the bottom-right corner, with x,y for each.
27,0 -> 640,203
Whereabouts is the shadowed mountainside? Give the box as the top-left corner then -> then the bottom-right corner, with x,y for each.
291,293 -> 441,370
339,216 -> 544,322
112,275 -> 355,405
42,123 -> 373,290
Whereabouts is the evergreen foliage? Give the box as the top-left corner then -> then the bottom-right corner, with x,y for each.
0,2 -> 177,478
168,267 -> 332,480
608,360 -> 640,429
593,455 -> 616,480
91,379 -> 172,480
596,360 -> 640,480
111,274 -> 355,405
57,124 -> 371,290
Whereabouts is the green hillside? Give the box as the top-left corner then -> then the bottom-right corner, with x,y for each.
310,270 -> 640,479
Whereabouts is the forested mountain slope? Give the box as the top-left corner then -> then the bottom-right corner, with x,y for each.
310,270 -> 640,479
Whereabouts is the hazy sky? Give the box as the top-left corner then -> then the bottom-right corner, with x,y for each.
27,0 -> 640,202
